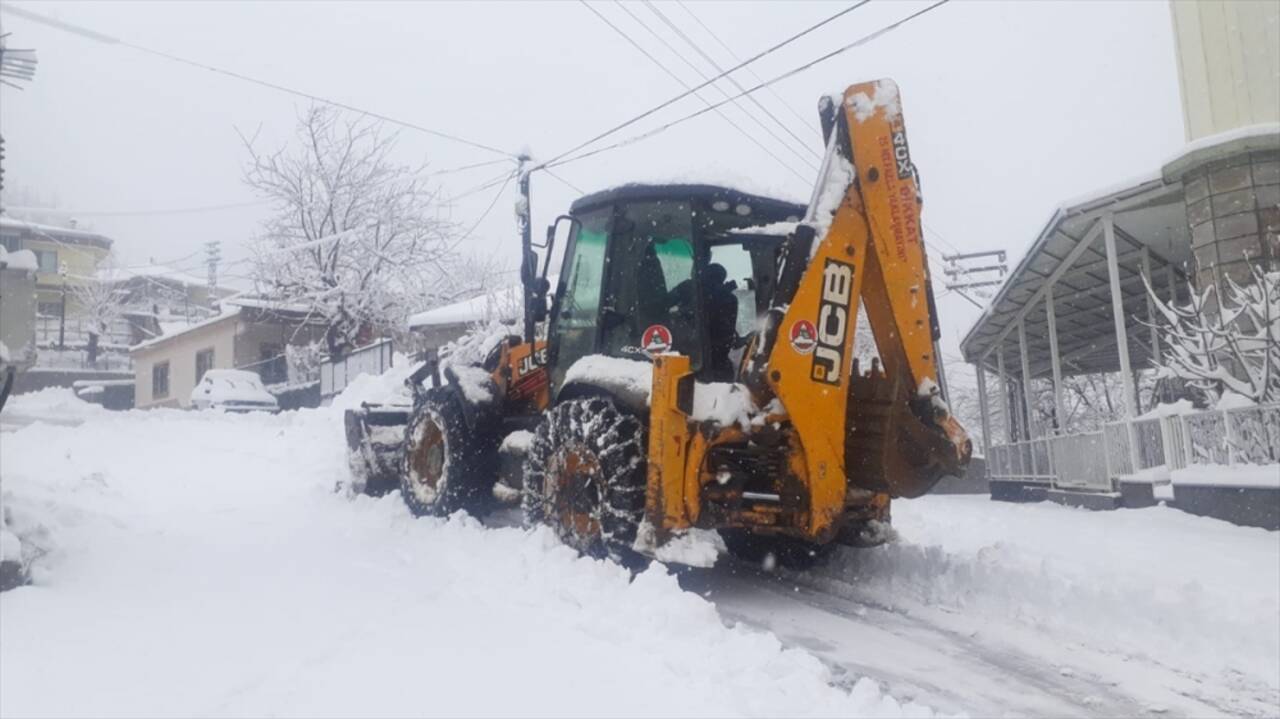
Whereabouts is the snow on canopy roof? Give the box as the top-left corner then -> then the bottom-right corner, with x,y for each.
0,216 -> 114,250
1162,122 -> 1280,180
959,173 -> 1188,378
98,263 -> 207,287
961,125 -> 1280,378
408,276 -> 559,330
0,246 -> 38,272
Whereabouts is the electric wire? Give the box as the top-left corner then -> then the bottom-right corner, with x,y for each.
643,0 -> 821,163
674,0 -> 820,143
612,0 -> 818,171
547,0 -> 951,171
4,200 -> 267,218
533,1 -> 869,171
448,171 -> 516,252
580,1 -> 812,185
542,168 -> 585,195
0,4 -> 516,158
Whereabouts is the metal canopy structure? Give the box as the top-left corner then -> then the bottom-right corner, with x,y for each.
961,176 -> 1192,380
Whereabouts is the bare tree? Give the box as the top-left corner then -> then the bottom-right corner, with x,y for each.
1145,266 -> 1280,404
241,105 -> 493,357
69,260 -> 128,366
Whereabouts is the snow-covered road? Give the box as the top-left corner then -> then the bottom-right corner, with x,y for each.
2,389 -> 1278,718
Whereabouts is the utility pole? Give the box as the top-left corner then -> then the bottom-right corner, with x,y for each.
57,261 -> 67,350
942,250 -> 1008,308
205,240 -> 221,307
516,155 -> 536,345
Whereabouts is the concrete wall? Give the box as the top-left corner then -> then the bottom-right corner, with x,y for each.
132,315 -> 237,409
1171,0 -> 1280,141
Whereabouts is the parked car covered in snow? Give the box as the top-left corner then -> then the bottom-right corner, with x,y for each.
190,369 -> 279,412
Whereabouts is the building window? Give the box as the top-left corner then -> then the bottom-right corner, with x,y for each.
195,348 -> 215,384
257,343 -> 287,385
33,249 -> 58,273
37,301 -> 62,317
0,232 -> 19,252
152,361 -> 170,399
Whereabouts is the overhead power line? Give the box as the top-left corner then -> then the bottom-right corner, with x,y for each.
581,1 -> 812,185
5,200 -> 266,217
534,1 -> 869,171
0,3 -> 516,158
611,1 -> 817,172
548,0 -> 951,171
674,0 -> 819,145
643,0 -> 820,163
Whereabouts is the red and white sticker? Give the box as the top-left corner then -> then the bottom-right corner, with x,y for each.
790,319 -> 817,354
641,324 -> 673,355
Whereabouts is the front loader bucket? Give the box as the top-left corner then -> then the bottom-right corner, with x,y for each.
846,369 -> 971,499
344,404 -> 411,496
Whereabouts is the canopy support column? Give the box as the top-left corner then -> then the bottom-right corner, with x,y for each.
1103,213 -> 1140,473
1046,286 -> 1064,433
975,359 -> 992,473
1018,319 -> 1035,441
997,344 -> 1010,442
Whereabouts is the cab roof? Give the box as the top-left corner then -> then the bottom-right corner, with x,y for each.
569,183 -> 806,221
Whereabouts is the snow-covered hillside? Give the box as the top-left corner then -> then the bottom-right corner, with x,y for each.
1,390 -> 1277,717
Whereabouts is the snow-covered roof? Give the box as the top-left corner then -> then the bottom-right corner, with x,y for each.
965,123 -> 1280,377
224,296 -> 316,315
1162,123 -> 1280,180
98,263 -> 207,287
131,308 -> 241,353
0,216 -> 114,250
408,277 -> 558,330
960,172 -> 1188,377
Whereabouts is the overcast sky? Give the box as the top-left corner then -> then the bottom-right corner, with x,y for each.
0,0 -> 1185,366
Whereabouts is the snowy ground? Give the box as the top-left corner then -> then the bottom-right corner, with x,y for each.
1,390 -> 1278,718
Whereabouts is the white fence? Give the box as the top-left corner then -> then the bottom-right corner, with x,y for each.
988,403 -> 1280,492
320,338 -> 394,399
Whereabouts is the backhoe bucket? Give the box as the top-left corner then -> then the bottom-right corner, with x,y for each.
846,369 -> 970,499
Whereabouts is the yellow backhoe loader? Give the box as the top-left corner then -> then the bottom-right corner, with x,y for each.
351,79 -> 971,567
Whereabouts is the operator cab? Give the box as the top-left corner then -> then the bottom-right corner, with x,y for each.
547,184 -> 804,393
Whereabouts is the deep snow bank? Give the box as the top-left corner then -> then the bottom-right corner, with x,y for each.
805,496 -> 1280,701
0,399 -> 941,718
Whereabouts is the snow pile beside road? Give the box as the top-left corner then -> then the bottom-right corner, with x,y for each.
807,496 -> 1280,702
3,387 -> 110,423
0,402 -> 943,718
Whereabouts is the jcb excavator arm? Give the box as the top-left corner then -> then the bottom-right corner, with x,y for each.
752,79 -> 971,537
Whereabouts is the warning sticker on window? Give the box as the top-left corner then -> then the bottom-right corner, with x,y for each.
641,324 -> 673,356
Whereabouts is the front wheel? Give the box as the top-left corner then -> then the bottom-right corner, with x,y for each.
522,397 -> 648,566
400,389 -> 498,517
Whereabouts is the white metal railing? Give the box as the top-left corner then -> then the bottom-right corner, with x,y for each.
988,437 -> 1055,482
989,402 -> 1280,490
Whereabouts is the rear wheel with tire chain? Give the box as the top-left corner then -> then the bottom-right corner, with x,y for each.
401,389 -> 499,517
522,397 -> 647,566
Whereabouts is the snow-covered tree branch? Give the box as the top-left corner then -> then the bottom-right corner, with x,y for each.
241,106 -> 496,357
68,258 -> 128,365
1145,266 -> 1280,404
